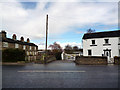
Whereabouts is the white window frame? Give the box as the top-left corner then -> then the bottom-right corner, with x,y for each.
27,51 -> 29,55
30,46 -> 32,50
35,52 -> 36,55
88,49 -> 92,56
3,42 -> 8,47
34,47 -> 36,50
23,45 -> 26,50
15,43 -> 19,48
91,40 -> 95,45
104,39 -> 109,44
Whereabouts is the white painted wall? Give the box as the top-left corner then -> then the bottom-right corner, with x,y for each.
83,37 -> 120,58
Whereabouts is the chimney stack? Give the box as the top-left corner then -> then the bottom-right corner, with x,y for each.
20,36 -> 24,42
1,30 -> 6,38
27,38 -> 30,43
12,34 -> 16,40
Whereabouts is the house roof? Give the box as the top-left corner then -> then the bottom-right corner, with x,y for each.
2,38 -> 38,47
82,30 -> 120,39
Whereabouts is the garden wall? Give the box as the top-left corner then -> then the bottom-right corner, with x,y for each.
75,56 -> 107,65
114,57 -> 120,65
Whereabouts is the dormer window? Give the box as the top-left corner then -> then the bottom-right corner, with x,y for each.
92,40 -> 95,45
105,39 -> 109,44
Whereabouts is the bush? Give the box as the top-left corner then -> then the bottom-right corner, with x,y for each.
2,48 -> 25,62
55,52 -> 62,60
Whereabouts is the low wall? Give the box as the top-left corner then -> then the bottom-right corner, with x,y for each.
46,56 -> 56,63
114,57 -> 120,65
35,55 -> 56,64
75,56 -> 107,65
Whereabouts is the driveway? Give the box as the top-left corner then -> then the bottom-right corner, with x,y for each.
2,60 -> 119,88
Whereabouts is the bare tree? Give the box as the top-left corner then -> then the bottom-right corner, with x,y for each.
73,46 -> 79,51
87,28 -> 95,33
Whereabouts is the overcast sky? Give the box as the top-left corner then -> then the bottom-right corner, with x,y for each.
0,0 -> 119,49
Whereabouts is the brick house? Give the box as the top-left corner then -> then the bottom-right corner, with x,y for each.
0,30 -> 38,61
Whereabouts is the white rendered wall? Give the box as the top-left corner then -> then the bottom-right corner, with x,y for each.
83,37 -> 119,58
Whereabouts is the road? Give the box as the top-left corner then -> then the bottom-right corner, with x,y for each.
2,60 -> 119,88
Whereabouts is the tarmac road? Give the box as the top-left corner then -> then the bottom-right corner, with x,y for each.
2,60 -> 119,88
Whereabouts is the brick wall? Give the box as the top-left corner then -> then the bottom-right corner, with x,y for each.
75,56 -> 107,65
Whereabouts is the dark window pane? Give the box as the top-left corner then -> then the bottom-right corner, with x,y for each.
119,49 -> 120,56
105,39 -> 109,44
88,50 -> 92,55
92,40 -> 95,44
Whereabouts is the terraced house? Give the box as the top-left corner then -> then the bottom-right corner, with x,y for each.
0,30 -> 38,61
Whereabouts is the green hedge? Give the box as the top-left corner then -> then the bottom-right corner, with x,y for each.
2,48 -> 25,62
54,52 -> 62,60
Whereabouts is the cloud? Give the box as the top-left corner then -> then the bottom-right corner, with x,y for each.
56,42 -> 82,49
0,1 -> 118,49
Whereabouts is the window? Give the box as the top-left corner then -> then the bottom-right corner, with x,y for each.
27,51 -> 29,55
23,45 -> 26,50
92,40 -> 95,45
119,38 -> 120,43
105,39 -> 109,44
34,47 -> 36,50
3,42 -> 8,47
30,46 -> 32,50
119,49 -> 120,56
30,51 -> 32,55
15,43 -> 19,48
35,52 -> 37,55
88,50 -> 92,56
33,51 -> 34,55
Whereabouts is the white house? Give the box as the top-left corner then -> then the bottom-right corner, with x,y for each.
82,30 -> 120,63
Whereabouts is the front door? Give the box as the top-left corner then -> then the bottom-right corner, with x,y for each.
104,51 -> 111,63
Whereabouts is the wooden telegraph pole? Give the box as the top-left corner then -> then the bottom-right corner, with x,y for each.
44,14 -> 48,64
45,14 -> 48,52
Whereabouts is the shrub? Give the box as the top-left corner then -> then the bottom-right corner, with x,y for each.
54,52 -> 62,60
2,48 -> 25,62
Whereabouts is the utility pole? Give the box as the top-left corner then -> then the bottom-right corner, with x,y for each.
44,14 -> 48,64
45,14 -> 48,52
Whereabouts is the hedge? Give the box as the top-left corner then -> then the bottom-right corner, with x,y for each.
2,48 -> 25,62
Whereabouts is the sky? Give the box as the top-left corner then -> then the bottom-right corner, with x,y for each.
0,0 -> 119,49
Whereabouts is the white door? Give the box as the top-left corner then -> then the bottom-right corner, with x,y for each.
104,51 -> 111,63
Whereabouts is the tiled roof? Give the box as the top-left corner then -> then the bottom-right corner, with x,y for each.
83,30 -> 120,39
2,38 -> 38,47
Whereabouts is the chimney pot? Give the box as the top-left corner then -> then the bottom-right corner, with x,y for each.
1,30 -> 6,38
12,34 -> 16,40
20,36 -> 24,42
27,38 -> 30,43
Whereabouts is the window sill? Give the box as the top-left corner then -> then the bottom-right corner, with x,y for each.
90,44 -> 97,46
103,44 -> 111,46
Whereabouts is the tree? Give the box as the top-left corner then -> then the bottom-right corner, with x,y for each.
49,42 -> 63,60
87,28 -> 95,33
73,46 -> 79,51
64,44 -> 73,54
49,42 -> 62,52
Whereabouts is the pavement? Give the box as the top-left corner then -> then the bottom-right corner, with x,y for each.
2,60 -> 119,88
